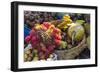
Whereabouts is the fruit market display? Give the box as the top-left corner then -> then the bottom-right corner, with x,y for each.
24,11 -> 64,28
24,11 -> 90,62
25,22 -> 62,61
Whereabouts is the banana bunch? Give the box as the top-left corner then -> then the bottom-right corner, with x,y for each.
57,14 -> 72,31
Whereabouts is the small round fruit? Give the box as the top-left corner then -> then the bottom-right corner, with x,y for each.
54,39 -> 61,45
33,57 -> 39,61
54,34 -> 62,40
41,24 -> 47,31
34,24 -> 42,30
68,23 -> 85,42
31,36 -> 37,42
29,53 -> 33,57
25,49 -> 31,55
27,57 -> 32,61
34,49 -> 38,53
60,41 -> 67,49
43,22 -> 51,29
25,36 -> 31,43
24,53 -> 28,59
53,28 -> 61,34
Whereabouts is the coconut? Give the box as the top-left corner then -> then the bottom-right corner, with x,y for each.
68,23 -> 85,43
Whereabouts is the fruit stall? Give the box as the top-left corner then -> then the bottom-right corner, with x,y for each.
24,11 -> 90,62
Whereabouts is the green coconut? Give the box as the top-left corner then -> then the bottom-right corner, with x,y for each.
68,23 -> 85,43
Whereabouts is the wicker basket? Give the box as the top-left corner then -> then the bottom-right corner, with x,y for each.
54,36 -> 87,60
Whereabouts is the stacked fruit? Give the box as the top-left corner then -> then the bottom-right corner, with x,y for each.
24,11 -> 58,28
24,48 -> 33,62
25,22 -> 62,60
24,44 -> 33,62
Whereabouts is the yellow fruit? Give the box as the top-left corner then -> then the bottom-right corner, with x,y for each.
63,15 -> 72,23
57,15 -> 72,30
68,23 -> 85,42
34,24 -> 42,30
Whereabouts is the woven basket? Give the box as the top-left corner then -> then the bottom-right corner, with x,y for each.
54,36 -> 87,60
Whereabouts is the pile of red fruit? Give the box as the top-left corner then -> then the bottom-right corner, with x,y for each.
25,22 -> 62,60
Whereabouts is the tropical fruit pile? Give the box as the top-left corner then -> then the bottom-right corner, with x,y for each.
24,12 -> 90,61
24,11 -> 64,28
25,22 -> 62,61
